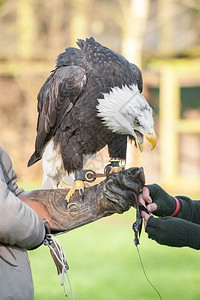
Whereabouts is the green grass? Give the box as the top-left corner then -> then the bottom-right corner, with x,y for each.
21,183 -> 200,300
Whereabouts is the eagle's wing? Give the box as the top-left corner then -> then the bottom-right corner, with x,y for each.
28,65 -> 87,167
129,63 -> 143,93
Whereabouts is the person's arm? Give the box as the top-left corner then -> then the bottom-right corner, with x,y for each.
0,147 -> 45,249
142,212 -> 200,250
176,196 -> 200,223
0,179 -> 45,249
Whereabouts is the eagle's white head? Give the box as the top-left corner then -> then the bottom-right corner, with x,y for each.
96,84 -> 156,151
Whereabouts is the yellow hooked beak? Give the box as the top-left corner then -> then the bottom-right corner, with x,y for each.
145,128 -> 157,150
133,128 -> 157,152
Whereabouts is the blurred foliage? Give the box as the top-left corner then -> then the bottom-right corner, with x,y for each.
0,0 -> 199,186
0,0 -> 199,60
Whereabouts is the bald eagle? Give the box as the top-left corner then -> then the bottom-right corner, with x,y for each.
28,37 -> 156,196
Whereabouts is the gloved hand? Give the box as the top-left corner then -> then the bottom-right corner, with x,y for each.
146,215 -> 200,250
143,184 -> 178,217
105,167 -> 145,207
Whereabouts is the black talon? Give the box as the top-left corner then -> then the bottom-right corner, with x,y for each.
64,199 -> 68,209
106,167 -> 112,177
80,188 -> 84,201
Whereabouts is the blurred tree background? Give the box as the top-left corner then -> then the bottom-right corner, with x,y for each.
0,0 -> 199,196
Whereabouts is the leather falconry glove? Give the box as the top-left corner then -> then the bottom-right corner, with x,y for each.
21,167 -> 145,234
145,184 -> 178,217
146,215 -> 200,250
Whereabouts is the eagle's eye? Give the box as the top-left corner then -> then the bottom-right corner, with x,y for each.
134,120 -> 140,127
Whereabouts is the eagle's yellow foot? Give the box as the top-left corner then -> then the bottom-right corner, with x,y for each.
109,165 -> 125,175
59,180 -> 87,203
104,165 -> 125,176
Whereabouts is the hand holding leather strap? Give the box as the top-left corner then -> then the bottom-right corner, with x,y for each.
145,184 -> 178,217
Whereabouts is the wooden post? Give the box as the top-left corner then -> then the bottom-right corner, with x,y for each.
157,0 -> 174,55
159,66 -> 180,183
120,0 -> 150,67
119,0 -> 150,168
70,0 -> 88,46
17,0 -> 35,59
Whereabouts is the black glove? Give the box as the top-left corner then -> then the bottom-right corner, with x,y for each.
146,215 -> 200,250
146,184 -> 178,217
106,167 -> 145,207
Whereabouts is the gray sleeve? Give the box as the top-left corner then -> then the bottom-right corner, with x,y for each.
0,147 -> 24,196
0,179 -> 45,249
0,147 -> 45,249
